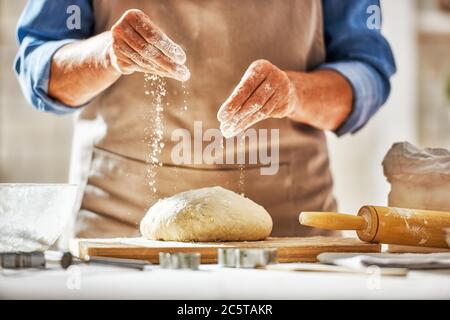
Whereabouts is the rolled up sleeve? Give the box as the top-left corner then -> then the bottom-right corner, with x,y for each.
14,0 -> 94,114
320,0 -> 396,136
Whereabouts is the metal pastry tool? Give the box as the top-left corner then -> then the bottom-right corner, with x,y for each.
45,250 -> 75,269
218,248 -> 278,268
0,252 -> 46,269
159,252 -> 201,270
85,256 -> 152,270
0,251 -> 152,270
218,248 -> 238,267
48,250 -> 152,270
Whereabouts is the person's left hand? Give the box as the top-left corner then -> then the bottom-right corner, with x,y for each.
217,59 -> 298,138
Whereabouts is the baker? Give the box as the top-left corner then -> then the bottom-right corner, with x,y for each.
15,0 -> 395,238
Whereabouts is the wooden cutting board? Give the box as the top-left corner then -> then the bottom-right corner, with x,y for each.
71,236 -> 381,263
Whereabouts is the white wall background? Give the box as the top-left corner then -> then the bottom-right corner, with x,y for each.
0,0 -> 73,183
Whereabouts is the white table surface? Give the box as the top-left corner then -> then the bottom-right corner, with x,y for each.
1,264 -> 450,299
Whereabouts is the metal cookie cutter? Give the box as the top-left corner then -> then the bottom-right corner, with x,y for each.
1,252 -> 46,269
218,248 -> 278,268
159,252 -> 201,270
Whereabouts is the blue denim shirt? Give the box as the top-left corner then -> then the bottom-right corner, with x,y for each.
14,0 -> 396,135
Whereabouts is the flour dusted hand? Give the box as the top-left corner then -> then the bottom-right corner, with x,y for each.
217,60 -> 297,138
108,9 -> 190,81
140,186 -> 273,241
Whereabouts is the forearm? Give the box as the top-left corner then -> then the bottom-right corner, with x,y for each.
286,69 -> 353,131
48,31 -> 120,107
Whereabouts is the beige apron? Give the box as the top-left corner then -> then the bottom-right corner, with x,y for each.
69,0 -> 337,238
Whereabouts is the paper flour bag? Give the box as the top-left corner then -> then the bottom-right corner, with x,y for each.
383,142 -> 450,211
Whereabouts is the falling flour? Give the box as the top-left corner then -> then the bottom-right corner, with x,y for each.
239,164 -> 245,196
143,74 -> 192,197
181,81 -> 189,113
238,135 -> 246,196
142,74 -> 247,197
144,74 -> 167,195
172,82 -> 190,188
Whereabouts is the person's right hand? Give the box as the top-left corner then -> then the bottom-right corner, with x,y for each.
108,9 -> 190,81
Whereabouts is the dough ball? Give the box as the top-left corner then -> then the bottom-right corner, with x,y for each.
140,186 -> 273,241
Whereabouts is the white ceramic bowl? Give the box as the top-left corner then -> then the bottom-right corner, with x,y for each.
0,184 -> 78,252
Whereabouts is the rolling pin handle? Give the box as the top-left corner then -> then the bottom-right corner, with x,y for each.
299,211 -> 367,231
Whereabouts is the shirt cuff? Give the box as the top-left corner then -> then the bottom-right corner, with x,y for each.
318,60 -> 384,136
30,39 -> 84,114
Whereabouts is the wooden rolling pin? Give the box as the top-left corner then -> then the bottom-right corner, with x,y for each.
300,206 -> 450,248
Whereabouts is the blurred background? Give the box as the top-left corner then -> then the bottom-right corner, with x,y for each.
1,0 -> 449,214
